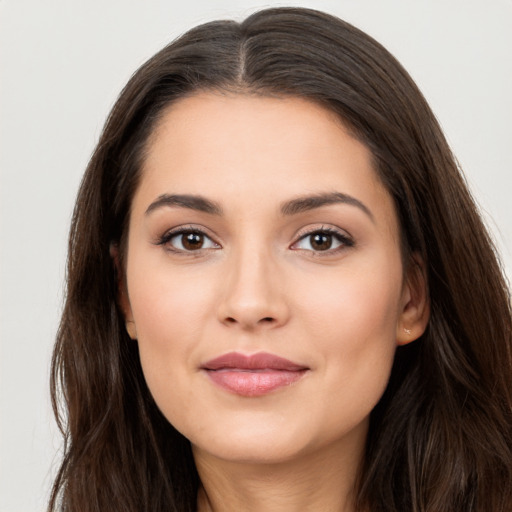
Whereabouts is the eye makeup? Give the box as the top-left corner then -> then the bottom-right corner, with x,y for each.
154,222 -> 355,259
155,225 -> 221,255
291,226 -> 354,253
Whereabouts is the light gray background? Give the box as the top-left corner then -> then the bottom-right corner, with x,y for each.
1,1 -> 511,511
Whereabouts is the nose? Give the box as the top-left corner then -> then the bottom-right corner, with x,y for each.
217,245 -> 290,331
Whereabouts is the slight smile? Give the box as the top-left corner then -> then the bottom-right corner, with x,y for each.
201,352 -> 310,397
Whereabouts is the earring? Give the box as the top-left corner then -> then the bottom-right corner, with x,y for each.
404,328 -> 412,335
126,321 -> 137,339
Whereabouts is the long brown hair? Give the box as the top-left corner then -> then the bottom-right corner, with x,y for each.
49,7 -> 512,511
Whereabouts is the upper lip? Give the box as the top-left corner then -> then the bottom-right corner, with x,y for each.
201,352 -> 308,371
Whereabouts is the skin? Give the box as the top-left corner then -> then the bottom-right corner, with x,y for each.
119,92 -> 429,511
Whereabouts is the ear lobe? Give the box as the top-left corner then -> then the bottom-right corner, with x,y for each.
110,243 -> 137,339
396,253 -> 430,346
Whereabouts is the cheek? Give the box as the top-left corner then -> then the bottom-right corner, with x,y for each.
126,257 -> 217,393
127,235 -> 222,329
294,256 -> 403,398
298,260 -> 403,340
130,274 -> 212,340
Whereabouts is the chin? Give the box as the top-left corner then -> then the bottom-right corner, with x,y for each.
193,436 -> 309,466
186,415 -> 315,465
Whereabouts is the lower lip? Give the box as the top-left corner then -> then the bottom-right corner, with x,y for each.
205,369 -> 307,397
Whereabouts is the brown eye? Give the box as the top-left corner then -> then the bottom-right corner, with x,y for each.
181,232 -> 204,250
292,229 -> 353,253
162,229 -> 219,252
309,233 -> 332,251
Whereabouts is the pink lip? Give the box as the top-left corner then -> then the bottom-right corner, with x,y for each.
201,352 -> 309,397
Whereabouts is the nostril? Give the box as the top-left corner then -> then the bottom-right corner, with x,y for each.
223,316 -> 275,325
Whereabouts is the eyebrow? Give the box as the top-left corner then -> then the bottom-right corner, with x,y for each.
145,191 -> 374,221
280,192 -> 374,221
145,194 -> 223,216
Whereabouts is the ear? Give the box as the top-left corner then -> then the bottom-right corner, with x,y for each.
396,253 -> 430,346
110,243 -> 137,340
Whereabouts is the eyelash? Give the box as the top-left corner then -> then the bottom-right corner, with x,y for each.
156,226 -> 219,255
291,227 -> 354,255
156,226 -> 354,255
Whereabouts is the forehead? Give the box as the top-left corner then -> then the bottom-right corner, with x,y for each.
146,92 -> 362,171
135,92 -> 396,229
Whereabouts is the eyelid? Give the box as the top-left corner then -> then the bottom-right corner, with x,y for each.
155,224 -> 221,252
154,223 -> 353,255
290,225 -> 354,253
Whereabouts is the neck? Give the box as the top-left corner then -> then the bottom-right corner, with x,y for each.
194,434 -> 366,512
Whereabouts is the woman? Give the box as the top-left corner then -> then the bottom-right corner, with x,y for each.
49,7 -> 512,512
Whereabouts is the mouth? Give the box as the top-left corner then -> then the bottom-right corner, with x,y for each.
201,352 -> 309,397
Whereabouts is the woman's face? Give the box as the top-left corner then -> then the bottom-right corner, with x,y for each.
121,92 -> 424,466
